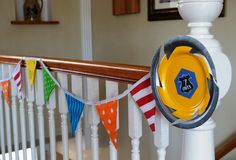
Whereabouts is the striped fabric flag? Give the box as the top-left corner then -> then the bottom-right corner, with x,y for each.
65,93 -> 85,136
130,74 -> 156,132
12,63 -> 22,98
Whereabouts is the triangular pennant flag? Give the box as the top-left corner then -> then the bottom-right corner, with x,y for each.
65,93 -> 85,136
96,100 -> 118,149
1,80 -> 11,107
42,68 -> 56,104
12,63 -> 23,98
130,74 -> 156,132
25,59 -> 37,87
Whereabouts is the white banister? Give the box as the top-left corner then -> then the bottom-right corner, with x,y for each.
0,65 -> 6,160
71,75 -> 84,160
35,69 -> 46,160
9,65 -> 19,160
128,84 -> 142,160
25,68 -> 37,160
2,64 -> 12,160
57,72 -> 69,160
47,72 -> 57,160
178,0 -> 232,160
87,78 -> 100,160
154,113 -> 169,160
106,80 -> 119,160
19,68 -> 27,160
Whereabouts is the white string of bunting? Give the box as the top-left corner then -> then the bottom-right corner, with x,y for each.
0,57 -> 158,149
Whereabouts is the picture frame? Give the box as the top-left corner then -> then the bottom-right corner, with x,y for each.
148,0 -> 225,21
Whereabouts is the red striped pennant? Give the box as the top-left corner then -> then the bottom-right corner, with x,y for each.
130,74 -> 156,132
12,63 -> 22,98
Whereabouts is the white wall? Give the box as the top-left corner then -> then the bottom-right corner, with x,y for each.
0,0 -> 81,59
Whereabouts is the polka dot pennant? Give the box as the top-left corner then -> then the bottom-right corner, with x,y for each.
25,60 -> 37,87
1,80 -> 11,107
42,68 -> 56,104
96,100 -> 118,149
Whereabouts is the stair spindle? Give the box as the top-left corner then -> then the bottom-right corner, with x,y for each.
154,113 -> 169,160
35,69 -> 46,160
87,78 -> 100,160
19,68 -> 28,160
71,75 -> 84,160
106,80 -> 119,160
128,84 -> 142,160
0,65 -> 6,160
9,65 -> 20,160
47,72 -> 57,160
2,64 -> 12,160
25,68 -> 37,160
57,72 -> 69,160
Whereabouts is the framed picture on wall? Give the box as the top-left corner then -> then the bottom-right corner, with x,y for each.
148,0 -> 226,21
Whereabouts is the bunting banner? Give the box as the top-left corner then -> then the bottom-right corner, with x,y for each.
130,73 -> 157,132
1,80 -> 11,107
12,63 -> 23,98
96,100 -> 118,149
25,59 -> 37,87
0,35 -> 219,146
43,68 -> 56,104
65,92 -> 85,136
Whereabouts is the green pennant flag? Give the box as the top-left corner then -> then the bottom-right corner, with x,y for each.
42,68 -> 56,104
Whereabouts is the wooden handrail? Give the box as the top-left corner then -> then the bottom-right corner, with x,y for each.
215,132 -> 236,160
0,54 -> 150,83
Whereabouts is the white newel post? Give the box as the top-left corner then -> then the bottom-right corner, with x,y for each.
178,0 -> 232,160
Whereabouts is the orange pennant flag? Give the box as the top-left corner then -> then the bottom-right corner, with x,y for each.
96,100 -> 118,149
1,80 -> 11,107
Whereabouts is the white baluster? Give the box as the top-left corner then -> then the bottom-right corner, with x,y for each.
25,68 -> 37,160
57,72 -> 69,160
47,72 -> 56,160
71,75 -> 83,160
154,113 -> 169,160
9,65 -> 19,160
128,84 -> 142,160
35,70 -> 46,160
19,68 -> 27,160
87,78 -> 99,160
178,1 -> 232,160
0,65 -> 6,160
106,81 -> 118,160
2,64 -> 12,160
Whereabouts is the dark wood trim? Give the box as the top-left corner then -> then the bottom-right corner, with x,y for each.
113,0 -> 140,16
148,0 -> 226,21
11,20 -> 60,25
215,132 -> 236,160
0,54 -> 150,83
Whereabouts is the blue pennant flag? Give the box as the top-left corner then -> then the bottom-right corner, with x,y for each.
65,93 -> 85,136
